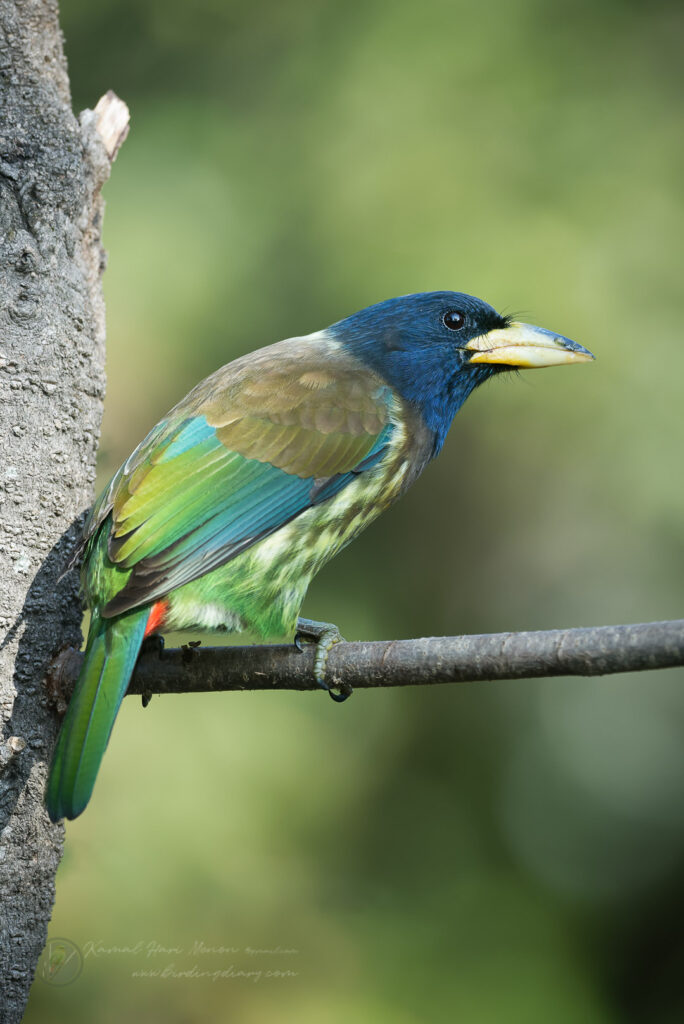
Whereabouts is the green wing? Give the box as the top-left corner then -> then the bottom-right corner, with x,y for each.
89,341 -> 396,616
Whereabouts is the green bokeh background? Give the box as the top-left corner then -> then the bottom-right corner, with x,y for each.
26,1 -> 684,1021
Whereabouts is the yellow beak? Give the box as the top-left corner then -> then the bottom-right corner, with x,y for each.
465,321 -> 594,368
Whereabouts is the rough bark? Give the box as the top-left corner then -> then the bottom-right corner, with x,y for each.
0,3 -> 681,1021
0,3 -> 122,1019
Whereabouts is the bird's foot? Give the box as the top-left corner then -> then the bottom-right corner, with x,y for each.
141,632 -> 165,659
181,639 -> 202,664
294,618 -> 351,703
140,633 -> 165,707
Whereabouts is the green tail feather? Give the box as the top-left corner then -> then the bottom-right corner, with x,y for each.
46,608 -> 149,822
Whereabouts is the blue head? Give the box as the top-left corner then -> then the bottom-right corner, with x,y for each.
328,291 -> 593,453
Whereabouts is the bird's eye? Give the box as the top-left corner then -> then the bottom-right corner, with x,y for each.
443,310 -> 465,331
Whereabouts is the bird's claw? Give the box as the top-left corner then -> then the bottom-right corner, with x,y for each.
139,633 -> 165,707
294,618 -> 351,703
181,639 -> 202,664
141,633 -> 165,659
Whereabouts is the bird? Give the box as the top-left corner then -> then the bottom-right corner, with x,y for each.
46,291 -> 593,821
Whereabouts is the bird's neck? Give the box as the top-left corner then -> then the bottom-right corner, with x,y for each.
342,337 -> 495,456
398,360 -> 496,454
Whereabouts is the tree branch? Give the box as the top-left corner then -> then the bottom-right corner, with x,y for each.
49,619 -> 684,703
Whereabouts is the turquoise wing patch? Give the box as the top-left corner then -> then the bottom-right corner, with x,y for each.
102,413 -> 393,616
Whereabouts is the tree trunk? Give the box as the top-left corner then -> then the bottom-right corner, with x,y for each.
0,2 -> 120,1018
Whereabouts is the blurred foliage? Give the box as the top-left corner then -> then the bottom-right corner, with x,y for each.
26,0 -> 684,1021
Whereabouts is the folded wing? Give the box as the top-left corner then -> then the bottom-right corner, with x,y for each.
91,341 -> 396,616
